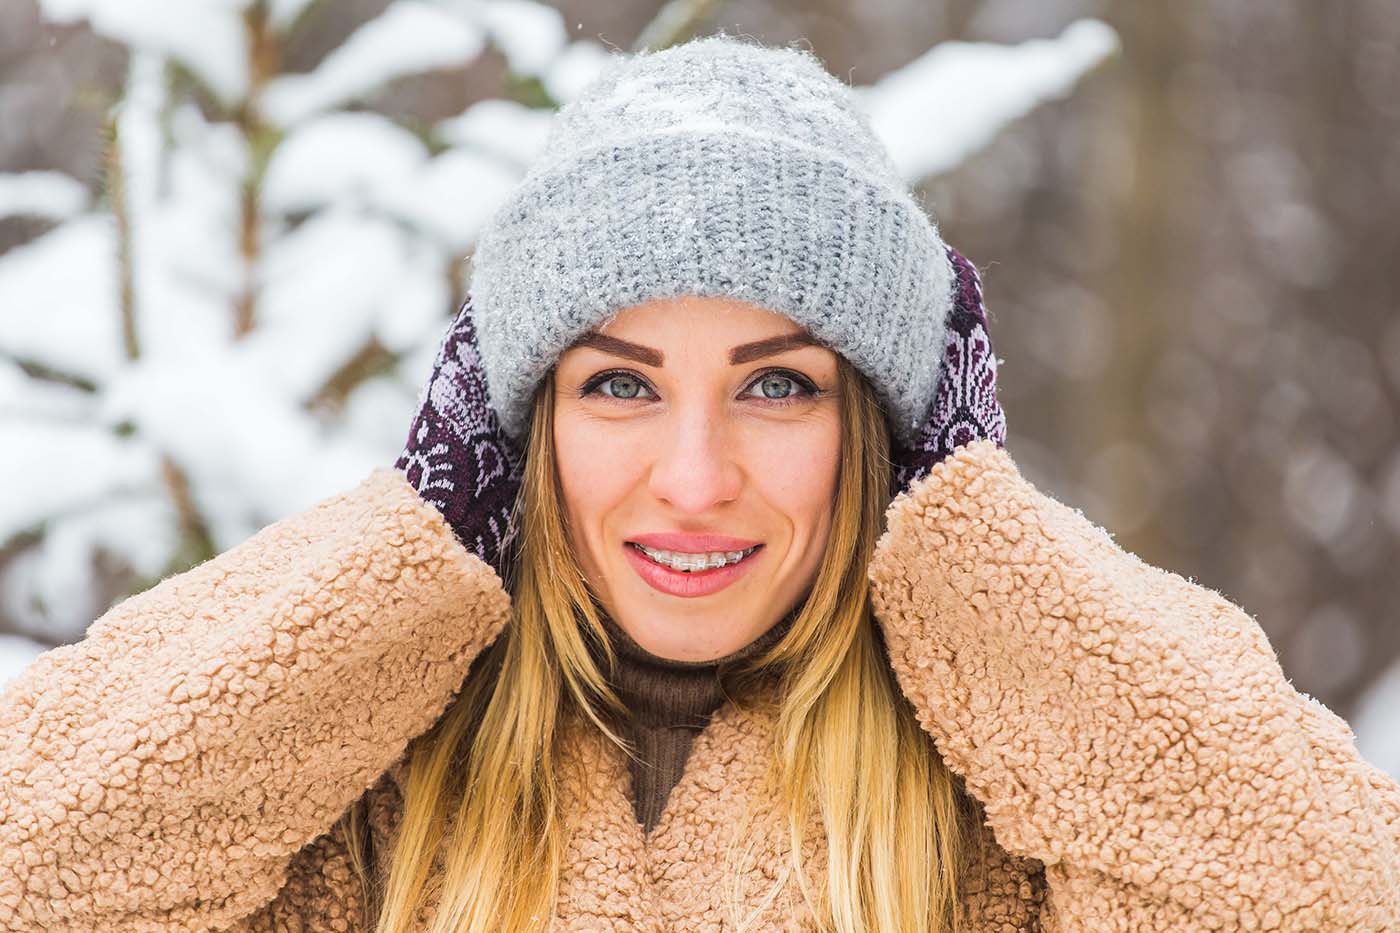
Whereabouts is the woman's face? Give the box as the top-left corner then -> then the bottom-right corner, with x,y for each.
552,296 -> 842,662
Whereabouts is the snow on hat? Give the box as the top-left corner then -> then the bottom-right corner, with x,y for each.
468,33 -> 957,444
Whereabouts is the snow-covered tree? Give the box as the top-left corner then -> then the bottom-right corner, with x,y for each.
0,0 -> 1117,676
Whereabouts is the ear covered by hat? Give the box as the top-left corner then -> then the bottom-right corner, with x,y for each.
394,243 -> 1007,583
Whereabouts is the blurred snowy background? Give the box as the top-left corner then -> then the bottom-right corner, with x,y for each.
0,0 -> 1396,778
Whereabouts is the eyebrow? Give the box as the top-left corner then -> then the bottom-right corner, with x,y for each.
570,330 -> 819,367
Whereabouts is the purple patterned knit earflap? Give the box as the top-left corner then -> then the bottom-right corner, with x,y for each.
395,296 -> 524,582
889,245 -> 1008,493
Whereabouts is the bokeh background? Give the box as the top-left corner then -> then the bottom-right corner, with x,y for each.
2,0 -> 1397,776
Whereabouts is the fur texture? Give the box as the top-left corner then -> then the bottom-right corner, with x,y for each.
3,441 -> 1398,930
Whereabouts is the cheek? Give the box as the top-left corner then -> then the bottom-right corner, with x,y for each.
552,410 -> 643,552
742,419 -> 841,549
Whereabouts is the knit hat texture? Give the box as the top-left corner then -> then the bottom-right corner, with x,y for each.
469,34 -> 957,444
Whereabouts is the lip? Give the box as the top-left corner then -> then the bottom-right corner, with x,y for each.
626,532 -> 763,553
623,542 -> 762,598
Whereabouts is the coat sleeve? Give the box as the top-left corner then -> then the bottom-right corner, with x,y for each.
0,467 -> 511,932
869,439 -> 1400,931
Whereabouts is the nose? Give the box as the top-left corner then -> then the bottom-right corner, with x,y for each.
646,399 -> 743,515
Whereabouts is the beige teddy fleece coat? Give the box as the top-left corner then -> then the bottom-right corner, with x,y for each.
2,439 -> 1398,931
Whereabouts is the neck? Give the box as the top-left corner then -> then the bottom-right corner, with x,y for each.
597,610 -> 792,725
590,608 -> 796,833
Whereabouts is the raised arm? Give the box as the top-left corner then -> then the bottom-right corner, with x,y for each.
870,438 -> 1400,930
0,467 -> 510,932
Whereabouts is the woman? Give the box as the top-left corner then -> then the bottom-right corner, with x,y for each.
2,35 -> 1397,933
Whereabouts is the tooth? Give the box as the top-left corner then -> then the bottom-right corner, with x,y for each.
635,544 -> 760,571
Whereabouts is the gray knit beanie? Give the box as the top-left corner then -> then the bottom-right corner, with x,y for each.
469,33 -> 956,445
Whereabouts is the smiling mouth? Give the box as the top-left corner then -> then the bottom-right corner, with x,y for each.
627,542 -> 762,573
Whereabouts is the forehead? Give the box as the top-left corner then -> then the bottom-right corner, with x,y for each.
557,296 -> 843,375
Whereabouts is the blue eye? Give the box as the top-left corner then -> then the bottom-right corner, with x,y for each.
752,374 -> 796,399
582,371 -> 654,400
580,368 -> 819,406
603,375 -> 646,399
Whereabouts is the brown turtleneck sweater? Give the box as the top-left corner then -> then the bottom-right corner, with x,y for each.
594,611 -> 794,835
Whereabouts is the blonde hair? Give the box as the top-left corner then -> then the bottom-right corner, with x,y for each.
338,356 -> 987,931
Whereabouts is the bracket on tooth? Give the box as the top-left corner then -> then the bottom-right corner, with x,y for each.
636,544 -> 754,572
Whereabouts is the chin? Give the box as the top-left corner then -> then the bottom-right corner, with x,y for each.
614,607 -> 754,662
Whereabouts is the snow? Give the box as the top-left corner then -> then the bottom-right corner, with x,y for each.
1,492 -> 178,645
263,112 -> 430,214
0,635 -> 51,692
339,373 -> 421,459
95,349 -> 383,551
259,1 -> 487,126
268,0 -> 316,32
435,97 -> 556,165
0,215 -> 123,381
251,207 -> 447,397
0,357 -> 94,422
264,112 -> 520,249
383,148 -> 521,250
38,0 -> 251,104
121,61 -> 245,362
116,51 -> 167,228
857,18 -> 1120,184
480,0 -> 568,76
0,171 -> 89,220
0,417 -> 162,555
